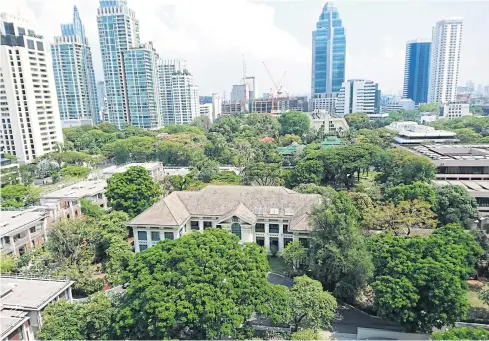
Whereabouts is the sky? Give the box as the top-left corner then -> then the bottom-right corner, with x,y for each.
1,0 -> 488,97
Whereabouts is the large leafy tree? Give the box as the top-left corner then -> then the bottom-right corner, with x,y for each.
278,111 -> 310,136
362,200 -> 437,235
368,224 -> 482,332
384,181 -> 436,205
345,113 -> 371,130
106,166 -> 161,217
0,184 -> 40,208
309,191 -> 373,301
242,162 -> 283,186
285,160 -> 324,188
114,229 -> 286,339
375,148 -> 436,186
38,293 -> 118,340
288,276 -> 337,332
434,185 -> 479,228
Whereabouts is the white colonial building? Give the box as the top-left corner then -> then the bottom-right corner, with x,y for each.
128,186 -> 322,253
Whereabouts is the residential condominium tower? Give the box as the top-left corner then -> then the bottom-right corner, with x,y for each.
51,6 -> 99,126
335,79 -> 381,116
428,18 -> 463,104
403,41 -> 431,104
123,42 -> 161,129
311,2 -> 346,96
0,13 -> 63,164
97,0 -> 140,127
158,59 -> 199,125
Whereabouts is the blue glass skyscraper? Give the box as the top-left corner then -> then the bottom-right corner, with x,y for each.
403,41 -> 431,104
51,6 -> 99,124
311,3 -> 346,95
97,0 -> 140,127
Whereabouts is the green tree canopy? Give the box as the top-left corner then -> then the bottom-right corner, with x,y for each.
385,181 -> 436,205
288,275 -> 337,332
211,171 -> 242,185
0,184 -> 40,208
285,160 -> 324,188
368,224 -> 482,332
345,113 -> 371,130
432,327 -> 489,340
106,166 -> 161,217
281,240 -> 308,275
114,228 -> 286,339
278,111 -> 310,136
434,185 -> 479,228
309,191 -> 373,301
61,165 -> 89,178
242,162 -> 283,186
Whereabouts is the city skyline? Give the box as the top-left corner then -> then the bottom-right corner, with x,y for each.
1,0 -> 488,98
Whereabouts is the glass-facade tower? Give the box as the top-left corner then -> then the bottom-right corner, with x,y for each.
403,41 -> 431,104
311,3 -> 346,95
97,0 -> 140,127
123,42 -> 161,129
51,6 -> 99,124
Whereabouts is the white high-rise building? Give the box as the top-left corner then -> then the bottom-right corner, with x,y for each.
158,59 -> 199,125
0,13 -> 63,164
427,18 -> 463,104
335,79 -> 380,116
97,0 -> 140,128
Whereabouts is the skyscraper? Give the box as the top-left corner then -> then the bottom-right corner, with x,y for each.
427,18 -> 463,104
311,3 -> 346,96
97,0 -> 140,127
335,79 -> 380,115
51,6 -> 99,126
123,42 -> 161,129
0,13 -> 63,164
403,41 -> 431,104
158,59 -> 199,125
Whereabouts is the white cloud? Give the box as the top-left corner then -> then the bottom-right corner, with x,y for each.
0,0 -> 311,95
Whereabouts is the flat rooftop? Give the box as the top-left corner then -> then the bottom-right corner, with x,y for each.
41,180 -> 107,200
103,162 -> 162,175
404,144 -> 489,161
0,276 -> 73,310
0,309 -> 28,339
434,180 -> 489,194
0,210 -> 46,237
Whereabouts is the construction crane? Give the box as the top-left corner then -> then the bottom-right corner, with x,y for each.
263,61 -> 287,113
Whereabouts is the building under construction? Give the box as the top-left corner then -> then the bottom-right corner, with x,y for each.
251,96 -> 308,114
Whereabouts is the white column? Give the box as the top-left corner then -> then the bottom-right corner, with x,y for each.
199,219 -> 204,232
42,219 -> 48,240
133,227 -> 140,252
278,223 -> 284,252
27,228 -> 33,248
264,223 -> 270,252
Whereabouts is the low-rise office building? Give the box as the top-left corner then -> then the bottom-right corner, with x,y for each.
386,121 -> 458,145
309,109 -> 349,136
40,179 -> 107,222
0,210 -> 48,256
128,186 -> 322,254
0,275 -> 73,339
440,101 -> 471,119
102,162 -> 165,181
404,144 -> 489,216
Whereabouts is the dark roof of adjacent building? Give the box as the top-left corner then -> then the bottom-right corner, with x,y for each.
128,185 -> 322,231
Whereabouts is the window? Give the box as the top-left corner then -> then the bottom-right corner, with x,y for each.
231,222 -> 241,239
256,236 -> 265,247
269,224 -> 279,234
151,231 -> 160,241
27,39 -> 35,50
36,41 -> 44,51
139,244 -> 148,251
299,238 -> 309,248
255,223 -> 265,232
283,225 -> 289,234
137,231 -> 147,241
190,221 -> 199,230
203,221 -> 212,229
164,232 -> 174,240
29,226 -> 36,233
270,237 -> 279,248
284,238 -> 293,247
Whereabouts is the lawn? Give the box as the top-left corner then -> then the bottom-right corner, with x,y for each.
466,283 -> 489,322
267,256 -> 288,276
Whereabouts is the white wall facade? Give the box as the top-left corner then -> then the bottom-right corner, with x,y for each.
428,18 -> 463,103
336,79 -> 378,115
132,217 -> 310,254
0,13 -> 63,164
440,101 -> 471,119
